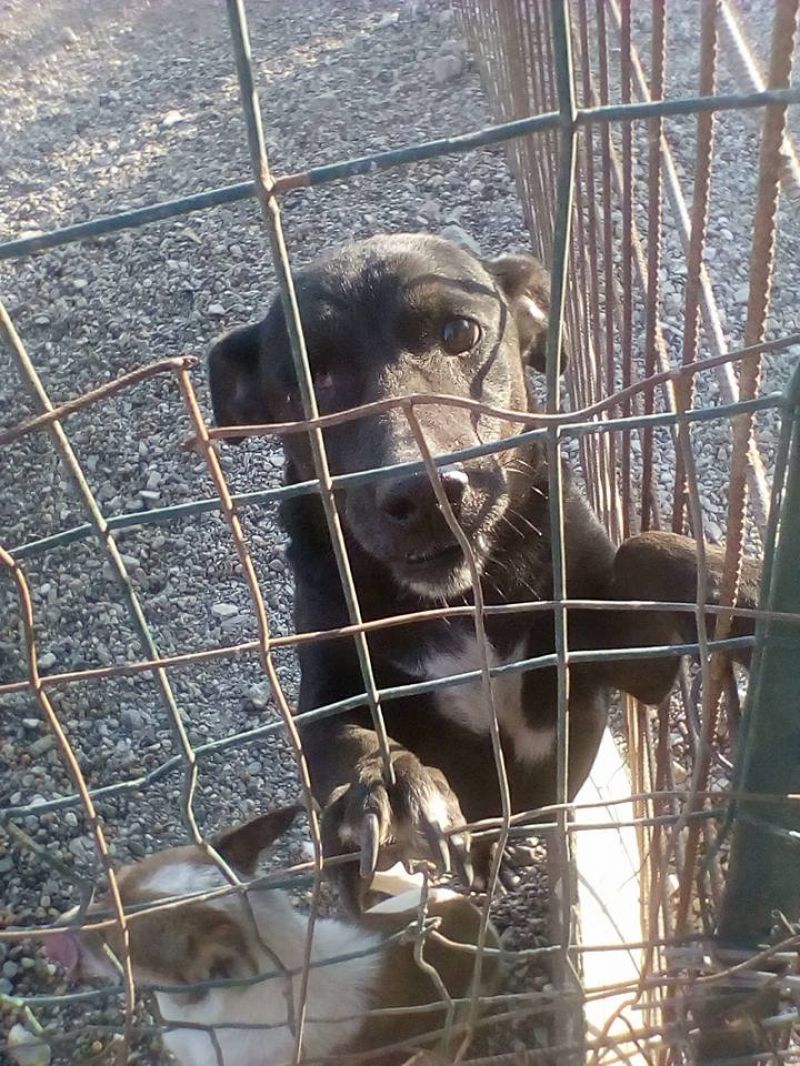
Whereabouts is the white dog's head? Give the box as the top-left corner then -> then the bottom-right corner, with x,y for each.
46,807 -> 311,1065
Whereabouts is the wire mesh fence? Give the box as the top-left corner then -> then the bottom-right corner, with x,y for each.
2,0 -> 800,1064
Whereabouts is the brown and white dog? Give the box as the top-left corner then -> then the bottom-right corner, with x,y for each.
45,806 -> 500,1065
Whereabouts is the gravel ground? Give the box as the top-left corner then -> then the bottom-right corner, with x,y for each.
1,0 -> 799,1062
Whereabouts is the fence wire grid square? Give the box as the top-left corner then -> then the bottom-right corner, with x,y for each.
2,1 -> 800,1064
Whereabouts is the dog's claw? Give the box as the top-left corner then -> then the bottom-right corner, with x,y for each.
421,817 -> 451,874
451,833 -> 473,886
499,865 -> 522,892
360,813 -> 381,880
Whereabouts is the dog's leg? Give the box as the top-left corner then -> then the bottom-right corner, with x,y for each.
600,531 -> 761,705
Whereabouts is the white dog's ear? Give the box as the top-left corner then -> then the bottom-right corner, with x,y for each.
485,253 -> 569,375
214,805 -> 303,873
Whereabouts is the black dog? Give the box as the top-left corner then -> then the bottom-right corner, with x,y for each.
209,233 -> 760,909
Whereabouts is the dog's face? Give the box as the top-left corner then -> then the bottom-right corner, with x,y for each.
209,234 -> 563,599
45,806 -> 300,996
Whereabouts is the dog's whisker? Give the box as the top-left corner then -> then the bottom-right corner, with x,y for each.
505,506 -> 543,538
497,513 -> 528,541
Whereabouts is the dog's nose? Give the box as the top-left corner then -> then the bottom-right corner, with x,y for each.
376,467 -> 467,527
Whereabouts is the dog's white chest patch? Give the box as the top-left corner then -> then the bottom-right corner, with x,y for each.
420,635 -> 554,764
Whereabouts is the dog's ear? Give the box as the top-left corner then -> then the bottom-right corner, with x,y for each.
207,322 -> 268,443
214,805 -> 303,874
485,253 -> 569,374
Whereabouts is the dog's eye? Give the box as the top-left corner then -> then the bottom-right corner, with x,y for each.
441,318 -> 481,355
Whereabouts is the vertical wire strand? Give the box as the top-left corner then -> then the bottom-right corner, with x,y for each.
565,8 -> 600,506
619,0 -> 635,538
548,13 -> 579,1029
672,1 -> 720,537
670,1 -> 721,951
596,0 -> 623,544
639,11 -> 667,1036
640,1 -> 666,535
577,0 -> 615,531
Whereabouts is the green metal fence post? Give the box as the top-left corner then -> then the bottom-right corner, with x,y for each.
719,357 -> 800,945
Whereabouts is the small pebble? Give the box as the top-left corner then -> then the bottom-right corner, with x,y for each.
121,707 -> 144,732
245,681 -> 271,712
161,109 -> 185,128
440,224 -> 482,255
211,602 -> 239,619
7,1024 -> 51,1066
29,735 -> 56,757
417,199 -> 440,222
102,554 -> 139,580
432,53 -> 464,83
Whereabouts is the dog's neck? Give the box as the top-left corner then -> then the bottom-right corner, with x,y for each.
157,886 -> 383,1066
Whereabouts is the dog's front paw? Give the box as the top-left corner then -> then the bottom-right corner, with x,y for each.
321,751 -> 471,911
